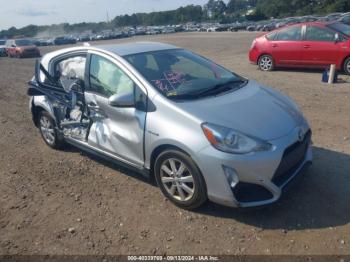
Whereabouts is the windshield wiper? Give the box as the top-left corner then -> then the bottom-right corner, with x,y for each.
166,79 -> 247,101
195,79 -> 247,98
166,92 -> 199,100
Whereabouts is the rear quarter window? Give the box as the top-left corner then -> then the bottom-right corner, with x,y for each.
275,26 -> 302,41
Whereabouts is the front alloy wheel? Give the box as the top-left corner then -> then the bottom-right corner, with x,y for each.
258,55 -> 274,71
160,158 -> 195,202
155,149 -> 207,210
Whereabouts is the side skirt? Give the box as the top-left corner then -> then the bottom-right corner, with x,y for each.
64,137 -> 150,179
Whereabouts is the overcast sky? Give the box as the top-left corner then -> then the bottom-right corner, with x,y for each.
0,0 -> 215,30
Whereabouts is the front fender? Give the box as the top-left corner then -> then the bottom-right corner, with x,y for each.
145,137 -> 200,169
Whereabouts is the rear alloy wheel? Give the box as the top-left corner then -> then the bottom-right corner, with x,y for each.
38,111 -> 64,149
154,150 -> 207,210
258,55 -> 275,71
344,57 -> 350,75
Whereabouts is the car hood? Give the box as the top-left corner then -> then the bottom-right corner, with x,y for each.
176,80 -> 304,141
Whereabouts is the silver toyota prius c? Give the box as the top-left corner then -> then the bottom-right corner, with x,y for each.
28,42 -> 312,209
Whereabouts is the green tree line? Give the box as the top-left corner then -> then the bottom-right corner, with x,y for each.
1,0 -> 349,38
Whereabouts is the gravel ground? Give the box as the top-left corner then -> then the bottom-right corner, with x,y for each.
0,32 -> 349,256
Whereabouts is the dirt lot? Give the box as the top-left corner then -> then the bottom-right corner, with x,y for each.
0,32 -> 350,256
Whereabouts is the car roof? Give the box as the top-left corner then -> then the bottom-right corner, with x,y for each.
40,41 -> 181,71
293,21 -> 328,26
95,41 -> 179,56
272,21 -> 330,31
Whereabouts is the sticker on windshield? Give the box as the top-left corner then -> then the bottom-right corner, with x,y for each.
152,71 -> 186,93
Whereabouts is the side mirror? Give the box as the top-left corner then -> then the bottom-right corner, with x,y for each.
109,92 -> 134,107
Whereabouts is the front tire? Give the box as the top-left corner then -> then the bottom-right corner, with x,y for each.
154,149 -> 207,210
343,57 -> 350,75
38,111 -> 64,149
258,55 -> 275,71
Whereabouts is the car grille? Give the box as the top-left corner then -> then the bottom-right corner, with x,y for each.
272,130 -> 311,187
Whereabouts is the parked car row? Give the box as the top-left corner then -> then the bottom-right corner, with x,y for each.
198,12 -> 350,33
243,12 -> 350,32
2,12 -> 350,59
32,26 -> 179,47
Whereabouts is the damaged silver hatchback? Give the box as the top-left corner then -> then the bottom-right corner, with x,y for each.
28,42 -> 312,209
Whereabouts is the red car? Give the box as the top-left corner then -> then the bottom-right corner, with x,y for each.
5,39 -> 40,58
249,22 -> 350,75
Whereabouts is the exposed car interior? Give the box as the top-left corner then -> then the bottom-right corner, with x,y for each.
51,54 -> 90,141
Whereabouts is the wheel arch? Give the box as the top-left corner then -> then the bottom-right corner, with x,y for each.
258,53 -> 275,63
149,144 -> 190,181
31,104 -> 45,127
31,97 -> 56,127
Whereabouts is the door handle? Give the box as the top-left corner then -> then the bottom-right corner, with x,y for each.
303,45 -> 310,49
272,44 -> 278,48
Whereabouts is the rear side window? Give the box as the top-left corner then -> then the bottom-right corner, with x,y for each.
275,26 -> 302,41
305,26 -> 336,42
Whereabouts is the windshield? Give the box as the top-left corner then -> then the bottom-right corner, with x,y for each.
0,40 -> 5,45
328,22 -> 350,37
15,39 -> 33,46
124,49 -> 245,100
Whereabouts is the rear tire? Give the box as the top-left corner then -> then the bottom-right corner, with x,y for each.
258,55 -> 275,71
154,149 -> 207,210
38,111 -> 64,149
343,57 -> 350,75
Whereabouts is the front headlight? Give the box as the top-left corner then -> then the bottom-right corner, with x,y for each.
201,123 -> 272,154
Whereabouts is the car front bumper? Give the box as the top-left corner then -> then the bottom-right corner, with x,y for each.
194,126 -> 312,208
248,48 -> 259,64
